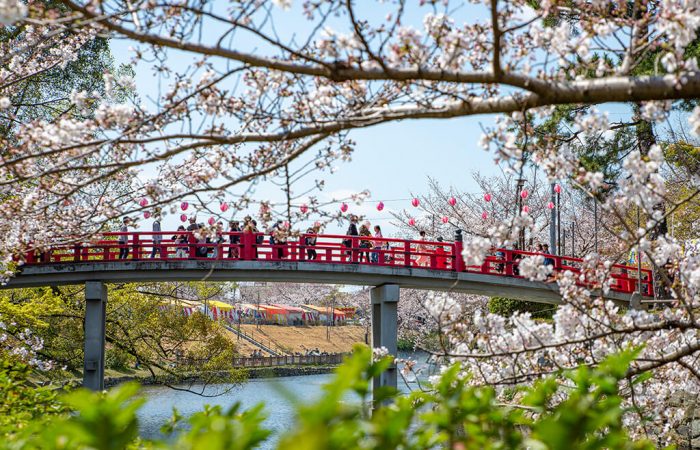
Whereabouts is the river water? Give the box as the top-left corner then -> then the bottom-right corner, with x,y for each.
137,351 -> 432,447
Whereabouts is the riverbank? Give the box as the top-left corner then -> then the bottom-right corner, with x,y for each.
104,364 -> 339,388
229,324 -> 367,355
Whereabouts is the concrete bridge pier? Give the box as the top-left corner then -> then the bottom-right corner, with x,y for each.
371,284 -> 399,397
83,281 -> 107,390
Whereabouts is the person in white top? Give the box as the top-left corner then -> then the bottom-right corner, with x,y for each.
371,225 -> 383,263
415,230 -> 430,267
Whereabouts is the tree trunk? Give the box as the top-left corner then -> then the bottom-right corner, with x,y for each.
633,104 -> 669,298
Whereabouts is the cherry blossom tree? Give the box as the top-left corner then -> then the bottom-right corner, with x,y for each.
393,173 -> 625,258
1,0 -> 700,444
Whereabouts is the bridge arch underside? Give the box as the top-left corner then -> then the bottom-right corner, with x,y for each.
7,260 -> 638,305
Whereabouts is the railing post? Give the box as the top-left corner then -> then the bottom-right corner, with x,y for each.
26,248 -> 35,264
504,250 -> 514,276
480,250 -> 489,273
404,240 -> 411,267
74,243 -> 81,262
132,234 -> 140,260
453,229 -> 465,272
351,236 -> 359,263
240,233 -> 252,260
298,235 -> 306,262
188,233 -> 197,259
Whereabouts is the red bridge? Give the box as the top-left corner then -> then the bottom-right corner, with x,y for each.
20,231 -> 652,297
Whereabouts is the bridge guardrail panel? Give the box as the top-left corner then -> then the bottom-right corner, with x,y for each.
20,231 -> 653,295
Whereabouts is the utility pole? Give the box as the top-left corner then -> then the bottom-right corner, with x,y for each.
326,293 -> 336,341
557,187 -> 562,255
516,177 -> 526,250
549,182 -> 556,255
236,286 -> 242,340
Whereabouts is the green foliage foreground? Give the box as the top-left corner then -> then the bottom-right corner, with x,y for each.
1,346 -> 658,450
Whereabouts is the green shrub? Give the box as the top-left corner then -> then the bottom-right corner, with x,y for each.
0,360 -> 65,438
105,347 -> 133,371
396,337 -> 415,351
488,296 -> 556,319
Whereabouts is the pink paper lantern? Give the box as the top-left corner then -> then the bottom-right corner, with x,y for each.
139,197 -> 148,207
483,193 -> 492,202
481,211 -> 488,220
554,184 -> 561,194
376,201 -> 384,211
448,196 -> 457,206
411,198 -> 420,207
441,216 -> 449,224
208,217 -> 215,226
340,203 -> 348,213
180,214 -> 187,222
547,201 -> 555,209
300,203 -> 309,214
520,189 -> 529,200
522,205 -> 530,214
181,201 -> 189,211
220,202 -> 229,212
408,218 -> 416,226
144,211 -> 151,219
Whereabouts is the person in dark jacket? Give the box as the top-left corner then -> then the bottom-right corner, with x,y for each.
228,220 -> 241,258
344,215 -> 359,259
305,227 -> 318,260
358,224 -> 372,262
150,210 -> 162,258
172,225 -> 188,258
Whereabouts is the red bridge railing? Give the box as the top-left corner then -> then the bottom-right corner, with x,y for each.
21,232 -> 653,296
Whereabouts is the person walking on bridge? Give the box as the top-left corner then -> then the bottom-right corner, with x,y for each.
228,220 -> 241,259
371,225 -> 383,263
150,210 -> 162,259
359,224 -> 372,262
305,226 -> 318,260
415,230 -> 430,267
186,216 -> 199,232
172,225 -> 188,258
118,217 -> 131,259
343,215 -> 359,260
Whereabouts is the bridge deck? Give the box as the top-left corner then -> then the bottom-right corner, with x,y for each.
8,231 -> 652,304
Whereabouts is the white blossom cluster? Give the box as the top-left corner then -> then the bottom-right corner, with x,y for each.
518,255 -> 553,281
0,317 -> 54,371
0,0 -> 26,25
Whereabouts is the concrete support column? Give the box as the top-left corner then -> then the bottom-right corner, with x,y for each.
84,281 -> 107,391
371,284 -> 399,395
